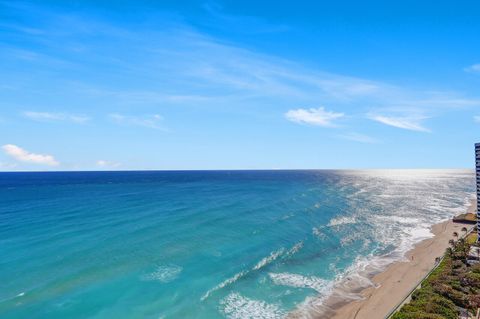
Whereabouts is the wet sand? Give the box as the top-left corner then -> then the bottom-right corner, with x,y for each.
325,199 -> 476,319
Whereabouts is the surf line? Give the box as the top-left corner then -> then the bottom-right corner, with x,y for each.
201,241 -> 303,301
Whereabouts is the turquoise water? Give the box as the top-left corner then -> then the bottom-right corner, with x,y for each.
0,170 -> 474,318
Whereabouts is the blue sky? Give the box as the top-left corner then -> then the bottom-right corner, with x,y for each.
1,0 -> 480,170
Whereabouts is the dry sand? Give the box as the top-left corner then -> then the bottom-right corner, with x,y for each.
324,199 -> 477,319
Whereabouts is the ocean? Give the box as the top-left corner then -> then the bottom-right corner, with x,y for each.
0,170 -> 475,319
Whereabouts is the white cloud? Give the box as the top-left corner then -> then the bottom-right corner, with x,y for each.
285,107 -> 344,127
23,111 -> 89,123
474,116 -> 480,123
464,63 -> 480,73
109,113 -> 165,130
4,6 -> 480,143
368,114 -> 430,132
339,132 -> 379,144
2,144 -> 59,166
96,160 -> 121,168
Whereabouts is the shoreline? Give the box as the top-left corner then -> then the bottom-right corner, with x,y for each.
318,198 -> 477,319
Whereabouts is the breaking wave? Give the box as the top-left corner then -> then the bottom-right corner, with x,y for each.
269,272 -> 331,293
202,242 -> 303,301
220,293 -> 286,319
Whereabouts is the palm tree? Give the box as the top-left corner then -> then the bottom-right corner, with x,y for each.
448,239 -> 455,249
446,247 -> 454,258
457,238 -> 468,260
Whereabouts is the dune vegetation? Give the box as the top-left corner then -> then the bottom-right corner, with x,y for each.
392,232 -> 480,319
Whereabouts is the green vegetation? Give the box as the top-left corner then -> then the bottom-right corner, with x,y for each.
391,234 -> 480,319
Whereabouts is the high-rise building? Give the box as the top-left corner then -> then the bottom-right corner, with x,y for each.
476,143 -> 480,241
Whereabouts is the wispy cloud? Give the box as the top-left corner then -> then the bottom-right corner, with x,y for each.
96,160 -> 121,168
464,63 -> 480,73
339,132 -> 379,144
474,115 -> 480,123
285,107 -> 344,127
2,144 -> 60,166
0,5 -> 423,105
109,113 -> 166,130
5,4 -> 480,107
63,26 -> 480,130
3,2 -> 480,142
23,111 -> 90,123
368,114 -> 430,132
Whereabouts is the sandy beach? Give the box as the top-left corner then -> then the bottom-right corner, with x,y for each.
321,199 -> 477,319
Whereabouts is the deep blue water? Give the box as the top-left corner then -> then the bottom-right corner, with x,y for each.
0,170 -> 475,318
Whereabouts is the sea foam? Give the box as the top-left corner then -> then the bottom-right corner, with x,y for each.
269,272 -> 331,293
327,216 -> 356,227
140,265 -> 182,283
220,293 -> 286,319
202,242 -> 303,301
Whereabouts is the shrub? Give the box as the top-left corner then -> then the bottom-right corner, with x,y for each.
390,236 -> 480,318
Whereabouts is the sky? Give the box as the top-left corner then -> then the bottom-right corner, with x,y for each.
1,0 -> 480,170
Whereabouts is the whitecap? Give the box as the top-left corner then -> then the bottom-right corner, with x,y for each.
327,216 -> 356,227
268,273 -> 331,293
201,270 -> 249,301
202,247 -> 287,301
312,227 -> 326,239
141,264 -> 182,283
284,242 -> 303,257
220,292 -> 286,319
280,213 -> 294,220
253,248 -> 285,271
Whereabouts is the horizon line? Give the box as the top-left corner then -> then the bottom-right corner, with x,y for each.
0,168 -> 474,173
